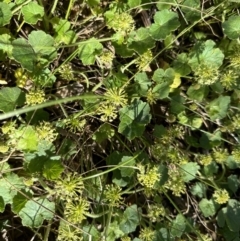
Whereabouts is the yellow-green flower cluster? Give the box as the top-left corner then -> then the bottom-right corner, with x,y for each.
1,121 -> 16,135
197,233 -> 212,241
213,189 -> 229,204
65,198 -> 89,224
104,184 -> 123,207
164,165 -> 186,196
53,173 -> 84,202
137,164 -> 160,189
0,142 -> 9,153
232,147 -> 240,163
57,221 -> 82,241
136,50 -> 153,71
220,69 -> 238,90
104,87 -> 127,107
139,227 -> 155,241
14,68 -> 28,88
99,49 -> 115,68
121,237 -> 131,241
26,89 -> 46,105
36,121 -> 58,143
213,148 -> 228,164
148,204 -> 166,222
64,115 -> 86,133
58,63 -> 74,81
98,103 -> 118,122
108,12 -> 134,34
199,154 -> 213,166
194,64 -> 219,85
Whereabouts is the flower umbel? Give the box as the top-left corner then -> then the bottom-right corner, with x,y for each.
98,102 -> 118,122
194,64 -> 219,85
26,89 -> 46,105
139,227 -> 155,241
54,173 -> 84,202
57,221 -> 82,241
104,87 -> 127,107
58,63 -> 75,81
213,189 -> 229,204
65,198 -> 89,224
36,121 -> 58,142
136,50 -> 153,71
104,184 -> 123,207
137,164 -> 160,189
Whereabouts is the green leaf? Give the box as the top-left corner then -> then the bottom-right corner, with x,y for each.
133,72 -> 152,96
92,123 -> 115,143
187,84 -> 208,101
227,175 -> 240,193
199,198 -> 217,217
12,38 -> 37,72
15,126 -> 38,152
120,205 -> 141,233
118,99 -> 151,140
181,0 -> 201,22
128,0 -> 141,8
170,94 -> 185,114
21,2 -> 44,24
217,199 -> 240,232
78,38 -> 103,65
0,173 -> 25,205
188,40 -> 224,70
0,2 -> 12,26
128,28 -> 155,54
206,96 -> 231,120
0,33 -> 12,54
53,19 -> 77,44
149,10 -> 180,40
156,0 -> 175,10
19,198 -> 55,228
170,214 -> 186,238
180,162 -> 200,182
12,189 -> 33,214
152,82 -> 171,99
172,53 -> 191,76
119,156 -> 135,177
107,221 -> 124,241
0,87 -> 25,113
0,196 -> 4,212
222,16 -> 240,40
28,30 -> 57,67
43,158 -> 63,180
190,182 -> 207,198
152,68 -> 175,84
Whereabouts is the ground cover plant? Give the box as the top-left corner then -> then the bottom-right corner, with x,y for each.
0,0 -> 240,240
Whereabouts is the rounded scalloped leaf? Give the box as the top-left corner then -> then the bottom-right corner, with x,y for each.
0,2 -> 12,27
149,10 -> 180,40
21,2 -> 44,24
19,198 -> 55,228
222,16 -> 240,40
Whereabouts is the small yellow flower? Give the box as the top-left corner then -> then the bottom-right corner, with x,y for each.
139,227 -> 155,241
137,164 -> 160,189
1,121 -> 16,134
99,49 -> 115,68
104,184 -> 123,207
36,121 -> 58,142
65,199 -> 89,224
213,189 -> 229,204
57,221 -> 82,241
26,89 -> 46,105
136,50 -> 153,71
199,155 -> 213,166
98,102 -> 118,122
54,173 -> 84,202
58,63 -> 74,81
104,88 -> 127,107
194,64 -> 219,85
